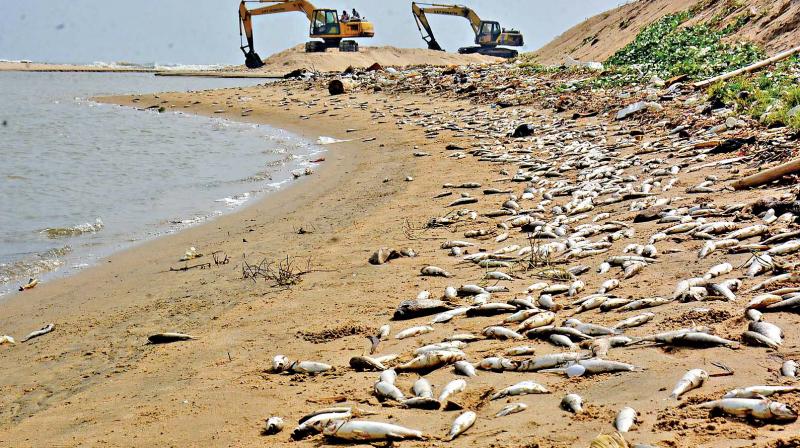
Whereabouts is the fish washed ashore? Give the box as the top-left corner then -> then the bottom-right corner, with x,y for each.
1,58 -> 800,447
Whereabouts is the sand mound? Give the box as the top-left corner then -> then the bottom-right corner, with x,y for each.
242,44 -> 500,74
534,0 -> 800,65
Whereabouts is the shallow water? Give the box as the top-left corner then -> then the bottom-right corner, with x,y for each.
0,72 -> 323,296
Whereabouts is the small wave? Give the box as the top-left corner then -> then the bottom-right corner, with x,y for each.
0,246 -> 72,285
41,218 -> 104,239
215,193 -> 251,208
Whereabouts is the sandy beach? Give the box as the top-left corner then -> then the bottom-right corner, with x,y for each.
0,65 -> 799,447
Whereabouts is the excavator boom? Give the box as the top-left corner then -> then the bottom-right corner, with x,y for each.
239,0 -> 375,69
410,2 -> 523,59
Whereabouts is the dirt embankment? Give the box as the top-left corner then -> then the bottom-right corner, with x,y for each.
534,0 -> 800,65
232,44 -> 500,74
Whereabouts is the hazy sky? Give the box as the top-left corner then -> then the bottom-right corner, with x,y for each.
0,0 -> 626,65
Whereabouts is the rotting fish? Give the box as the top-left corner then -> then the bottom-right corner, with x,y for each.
496,403 -> 527,417
614,407 -> 638,433
438,379 -> 467,406
515,353 -> 588,372
350,356 -> 386,372
696,399 -> 797,422
447,411 -> 476,441
782,360 -> 798,378
395,325 -> 434,340
292,411 -> 352,440
289,361 -> 332,374
741,330 -> 780,349
263,416 -> 284,435
454,360 -> 477,377
482,326 -> 524,340
147,332 -> 194,345
724,385 -> 800,399
421,266 -> 452,277
374,381 -> 404,402
490,380 -> 549,400
21,323 -> 55,343
614,311 -> 654,329
670,369 -> 709,400
396,350 -> 465,372
322,420 -> 424,441
561,393 -> 584,413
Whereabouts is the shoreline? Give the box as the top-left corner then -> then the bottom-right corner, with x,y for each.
2,69 -> 799,447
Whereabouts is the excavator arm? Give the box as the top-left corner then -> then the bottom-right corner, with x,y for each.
411,2 -> 482,51
239,0 -> 318,68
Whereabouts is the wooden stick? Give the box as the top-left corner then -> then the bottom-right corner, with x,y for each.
694,45 -> 800,89
731,158 -> 800,190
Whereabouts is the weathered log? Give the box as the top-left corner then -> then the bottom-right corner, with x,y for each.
732,158 -> 800,190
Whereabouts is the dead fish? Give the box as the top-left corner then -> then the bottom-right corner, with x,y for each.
559,359 -> 638,377
782,360 -> 798,378
272,355 -> 290,372
515,353 -> 587,371
696,398 -> 797,422
447,411 -> 476,441
350,356 -> 387,372
477,356 -> 519,372
292,410 -> 353,440
749,321 -> 783,345
145,331 -> 200,346
397,350 -> 465,372
505,345 -> 537,356
768,240 -> 800,256
395,325 -> 433,340
442,240 -> 476,249
438,379 -> 467,404
613,313 -> 654,331
21,323 -> 55,343
378,325 -> 391,339
490,380 -> 549,400
18,278 -> 39,291
550,334 -> 577,350
517,311 -> 556,331
614,407 -> 638,433
263,416 -> 284,435
431,307 -> 469,324
323,420 -> 424,441
564,319 -> 617,336
374,381 -> 405,401
448,197 -> 478,207
742,330 -> 780,349
483,326 -> 524,340
670,369 -> 709,400
561,393 -> 584,413
421,266 -> 452,277
0,335 -> 16,346
467,303 -> 517,317
724,385 -> 800,399
394,298 -> 453,320
454,360 -> 477,377
496,403 -> 527,417
655,331 -> 739,349
414,341 -> 466,355
290,361 -> 332,374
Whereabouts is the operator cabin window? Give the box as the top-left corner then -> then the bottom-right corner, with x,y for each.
313,10 -> 340,35
479,22 -> 501,43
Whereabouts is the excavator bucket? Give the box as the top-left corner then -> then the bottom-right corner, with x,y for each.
244,51 -> 265,69
427,40 -> 444,52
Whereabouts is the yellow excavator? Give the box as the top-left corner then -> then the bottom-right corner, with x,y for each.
238,0 -> 375,69
411,2 -> 523,59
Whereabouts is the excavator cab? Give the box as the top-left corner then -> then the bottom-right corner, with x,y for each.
310,9 -> 340,37
476,21 -> 524,47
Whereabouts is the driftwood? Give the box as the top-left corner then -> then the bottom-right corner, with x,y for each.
732,158 -> 800,190
694,45 -> 800,89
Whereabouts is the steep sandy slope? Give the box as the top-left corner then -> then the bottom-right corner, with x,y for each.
535,0 -> 800,65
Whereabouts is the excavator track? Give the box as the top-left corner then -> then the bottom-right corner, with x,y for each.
458,46 -> 518,59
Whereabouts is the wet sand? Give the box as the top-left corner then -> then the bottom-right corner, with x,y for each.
0,77 -> 799,448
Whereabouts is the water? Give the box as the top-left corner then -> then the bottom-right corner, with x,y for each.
0,72 -> 324,297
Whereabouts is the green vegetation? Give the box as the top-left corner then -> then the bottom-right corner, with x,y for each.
706,56 -> 800,129
603,10 -> 762,82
